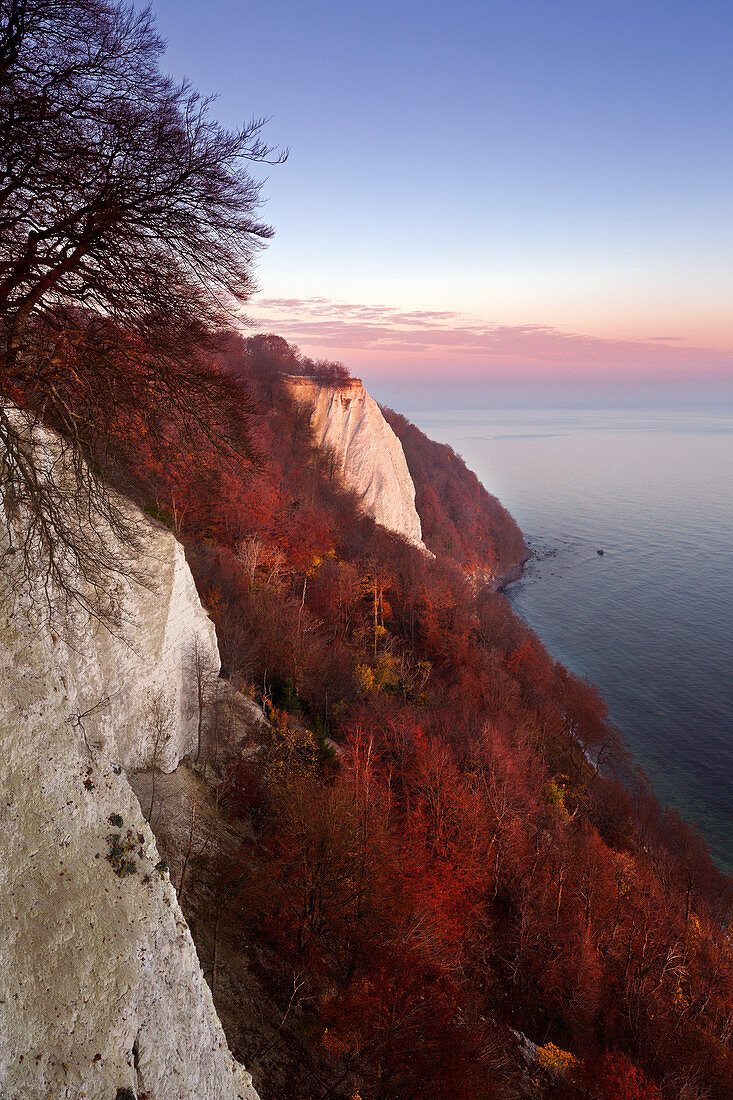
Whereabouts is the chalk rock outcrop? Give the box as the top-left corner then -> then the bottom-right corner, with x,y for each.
286,375 -> 425,548
0,416 -> 258,1099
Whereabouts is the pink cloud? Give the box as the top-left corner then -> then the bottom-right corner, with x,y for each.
246,296 -> 733,380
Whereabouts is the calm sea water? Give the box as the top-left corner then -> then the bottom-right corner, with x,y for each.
408,407 -> 733,872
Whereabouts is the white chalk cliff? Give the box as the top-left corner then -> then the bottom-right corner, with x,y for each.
0,413 -> 258,1100
286,375 -> 425,549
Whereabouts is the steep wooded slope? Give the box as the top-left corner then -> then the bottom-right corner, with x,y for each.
382,406 -> 528,579
13,337 -> 732,1100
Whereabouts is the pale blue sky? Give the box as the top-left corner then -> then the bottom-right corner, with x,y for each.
151,0 -> 733,400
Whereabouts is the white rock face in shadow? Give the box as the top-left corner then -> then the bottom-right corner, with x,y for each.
0,417 -> 258,1100
286,376 -> 425,548
62,526 -> 221,773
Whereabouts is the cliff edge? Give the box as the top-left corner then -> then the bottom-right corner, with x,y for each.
285,375 -> 426,549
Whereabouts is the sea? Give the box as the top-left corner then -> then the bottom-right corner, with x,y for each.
407,406 -> 733,873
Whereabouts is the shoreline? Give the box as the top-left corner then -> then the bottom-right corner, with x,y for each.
499,533 -> 733,876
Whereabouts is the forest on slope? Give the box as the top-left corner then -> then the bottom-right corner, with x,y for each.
381,405 -> 528,579
40,329 -> 733,1099
2,3 -> 733,1098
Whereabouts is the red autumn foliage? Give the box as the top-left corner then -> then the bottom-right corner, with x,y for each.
588,1051 -> 662,1099
39,330 -> 733,1099
382,406 -> 529,576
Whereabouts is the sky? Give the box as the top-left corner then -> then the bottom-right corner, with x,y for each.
152,0 -> 733,408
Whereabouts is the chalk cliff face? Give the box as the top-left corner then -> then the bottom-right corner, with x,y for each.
0,418 -> 258,1100
286,376 -> 425,548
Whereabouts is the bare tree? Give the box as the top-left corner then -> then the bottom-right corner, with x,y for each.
145,690 -> 174,825
0,0 -> 282,617
177,797 -> 196,906
238,535 -> 265,586
1,405 -> 151,623
187,635 -> 219,765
